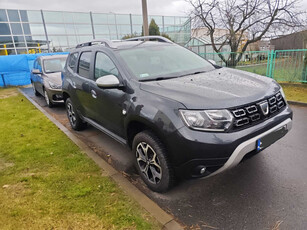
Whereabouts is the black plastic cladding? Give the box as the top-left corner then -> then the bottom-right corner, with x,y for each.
230,91 -> 286,131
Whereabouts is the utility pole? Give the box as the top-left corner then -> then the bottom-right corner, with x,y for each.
141,0 -> 149,36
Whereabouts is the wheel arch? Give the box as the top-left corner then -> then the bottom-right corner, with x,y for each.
126,118 -> 168,152
62,92 -> 70,102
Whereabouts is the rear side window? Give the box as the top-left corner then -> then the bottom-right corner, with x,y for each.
68,52 -> 78,70
94,52 -> 119,80
78,52 -> 91,79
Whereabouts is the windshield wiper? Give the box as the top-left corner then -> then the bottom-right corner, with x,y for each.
139,76 -> 180,82
178,70 -> 207,78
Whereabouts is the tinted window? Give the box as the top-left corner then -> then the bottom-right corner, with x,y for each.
0,23 -> 11,35
94,52 -> 119,80
7,10 -> 20,22
68,53 -> 78,70
20,10 -> 29,22
0,9 -> 8,22
22,23 -> 31,34
11,23 -> 23,35
78,52 -> 91,78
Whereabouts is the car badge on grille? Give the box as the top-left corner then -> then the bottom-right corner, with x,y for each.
259,101 -> 269,116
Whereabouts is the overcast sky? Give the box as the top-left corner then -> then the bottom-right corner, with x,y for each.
0,0 -> 192,16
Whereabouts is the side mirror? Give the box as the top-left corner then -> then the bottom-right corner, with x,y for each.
208,59 -> 217,65
32,69 -> 42,74
96,75 -> 121,88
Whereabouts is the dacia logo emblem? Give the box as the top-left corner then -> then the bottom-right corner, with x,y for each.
259,101 -> 269,116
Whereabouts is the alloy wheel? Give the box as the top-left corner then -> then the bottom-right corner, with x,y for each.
67,102 -> 76,126
136,142 -> 162,184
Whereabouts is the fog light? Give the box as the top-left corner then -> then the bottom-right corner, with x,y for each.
200,167 -> 206,174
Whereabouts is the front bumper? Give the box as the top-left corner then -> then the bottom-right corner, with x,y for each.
166,105 -> 293,178
209,117 -> 292,177
46,88 -> 64,103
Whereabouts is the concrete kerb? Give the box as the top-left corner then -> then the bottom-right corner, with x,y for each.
288,100 -> 307,107
18,88 -> 184,230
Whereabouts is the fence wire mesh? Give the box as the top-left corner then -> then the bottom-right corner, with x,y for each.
199,49 -> 307,83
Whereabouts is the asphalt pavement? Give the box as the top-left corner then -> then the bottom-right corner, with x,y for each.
21,87 -> 307,230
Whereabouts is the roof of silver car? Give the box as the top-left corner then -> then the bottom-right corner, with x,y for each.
38,54 -> 68,60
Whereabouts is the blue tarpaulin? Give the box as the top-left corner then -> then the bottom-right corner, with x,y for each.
0,52 -> 68,87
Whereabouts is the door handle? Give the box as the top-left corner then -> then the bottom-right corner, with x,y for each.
71,81 -> 77,89
91,89 -> 97,99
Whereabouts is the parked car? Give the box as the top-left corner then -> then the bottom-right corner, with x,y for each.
62,36 -> 293,192
31,55 -> 68,107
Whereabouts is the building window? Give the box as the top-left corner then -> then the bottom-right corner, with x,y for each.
7,10 -> 20,22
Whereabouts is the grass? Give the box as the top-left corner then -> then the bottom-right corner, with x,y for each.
0,88 -> 161,230
280,83 -> 307,103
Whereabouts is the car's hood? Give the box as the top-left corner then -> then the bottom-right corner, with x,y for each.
45,72 -> 62,85
139,68 -> 281,109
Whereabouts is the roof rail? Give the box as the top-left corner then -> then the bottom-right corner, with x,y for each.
76,39 -> 116,48
125,36 -> 173,44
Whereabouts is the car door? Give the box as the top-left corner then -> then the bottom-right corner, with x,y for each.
73,51 -> 95,117
31,60 -> 38,87
90,51 -> 126,138
36,59 -> 44,94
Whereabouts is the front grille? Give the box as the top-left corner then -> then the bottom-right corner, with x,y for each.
230,91 -> 286,130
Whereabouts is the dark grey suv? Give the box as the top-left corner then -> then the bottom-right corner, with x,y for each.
62,36 -> 293,192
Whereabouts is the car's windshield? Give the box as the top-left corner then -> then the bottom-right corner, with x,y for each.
43,58 -> 67,73
117,44 -> 215,81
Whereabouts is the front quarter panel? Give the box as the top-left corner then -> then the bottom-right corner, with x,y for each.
125,85 -> 186,148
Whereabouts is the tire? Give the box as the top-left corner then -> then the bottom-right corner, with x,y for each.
132,130 -> 175,192
65,98 -> 87,131
44,89 -> 53,108
32,82 -> 39,96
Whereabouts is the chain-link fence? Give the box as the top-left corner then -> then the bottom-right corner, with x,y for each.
199,49 -> 307,83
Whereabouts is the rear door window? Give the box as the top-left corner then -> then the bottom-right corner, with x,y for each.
78,52 -> 91,79
68,52 -> 78,71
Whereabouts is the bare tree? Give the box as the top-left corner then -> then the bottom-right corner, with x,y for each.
188,0 -> 306,66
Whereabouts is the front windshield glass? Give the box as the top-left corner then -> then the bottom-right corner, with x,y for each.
44,57 -> 67,73
117,44 -> 215,81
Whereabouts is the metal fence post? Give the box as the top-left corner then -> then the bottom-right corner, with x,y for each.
268,50 -> 275,78
266,50 -> 271,77
90,11 -> 96,39
129,14 -> 133,35
41,10 -> 50,53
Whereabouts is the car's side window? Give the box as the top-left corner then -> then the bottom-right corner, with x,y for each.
33,60 -> 37,69
78,52 -> 91,79
94,52 -> 119,80
68,52 -> 78,71
37,59 -> 42,72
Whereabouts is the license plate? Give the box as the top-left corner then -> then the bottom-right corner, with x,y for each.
256,125 -> 288,151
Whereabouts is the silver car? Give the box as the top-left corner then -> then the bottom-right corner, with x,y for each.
31,55 -> 67,107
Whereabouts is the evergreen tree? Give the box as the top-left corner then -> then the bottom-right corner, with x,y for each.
149,19 -> 160,36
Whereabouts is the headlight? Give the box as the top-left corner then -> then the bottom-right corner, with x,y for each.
180,109 -> 234,132
48,81 -> 61,89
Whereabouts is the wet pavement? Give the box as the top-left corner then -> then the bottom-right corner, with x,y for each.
21,87 -> 307,230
